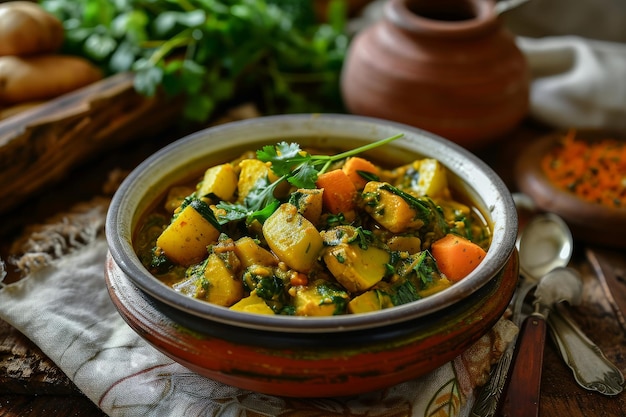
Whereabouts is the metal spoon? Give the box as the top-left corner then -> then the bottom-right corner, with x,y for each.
549,302 -> 625,396
472,213 -> 573,417
500,267 -> 583,417
517,217 -> 623,396
472,213 -> 623,416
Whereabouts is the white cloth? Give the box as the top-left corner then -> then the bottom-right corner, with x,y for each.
0,235 -> 510,417
503,0 -> 626,130
517,36 -> 626,130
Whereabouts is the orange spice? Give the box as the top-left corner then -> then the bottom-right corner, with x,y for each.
541,129 -> 626,209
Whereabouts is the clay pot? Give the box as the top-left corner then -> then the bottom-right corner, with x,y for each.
105,114 -> 519,397
341,0 -> 529,148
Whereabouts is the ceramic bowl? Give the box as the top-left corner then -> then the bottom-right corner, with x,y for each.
105,114 -> 519,397
515,130 -> 626,249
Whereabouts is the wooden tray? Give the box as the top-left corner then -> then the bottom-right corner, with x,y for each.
0,72 -> 182,215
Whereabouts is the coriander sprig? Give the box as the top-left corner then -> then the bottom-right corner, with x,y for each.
41,0 -> 349,122
216,133 -> 404,224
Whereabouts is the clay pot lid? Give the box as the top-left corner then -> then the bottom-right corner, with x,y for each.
386,0 -> 498,38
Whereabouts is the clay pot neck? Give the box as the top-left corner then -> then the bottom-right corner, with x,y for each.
385,0 -> 499,38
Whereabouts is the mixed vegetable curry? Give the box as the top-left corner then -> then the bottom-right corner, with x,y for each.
134,136 -> 491,316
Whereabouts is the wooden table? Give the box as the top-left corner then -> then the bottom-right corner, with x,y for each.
1,118 -> 625,417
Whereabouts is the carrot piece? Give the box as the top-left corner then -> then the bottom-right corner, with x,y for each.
315,169 -> 357,215
431,234 -> 487,282
342,156 -> 380,190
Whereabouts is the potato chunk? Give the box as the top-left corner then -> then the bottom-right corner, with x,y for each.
394,158 -> 449,198
197,163 -> 238,201
262,203 -> 324,272
323,243 -> 390,293
202,253 -> 244,307
409,158 -> 449,198
290,188 -> 323,225
156,201 -> 220,266
362,181 -> 423,233
386,235 -> 422,254
348,289 -> 390,314
230,292 -> 274,314
293,280 -> 349,316
233,236 -> 278,269
237,159 -> 289,202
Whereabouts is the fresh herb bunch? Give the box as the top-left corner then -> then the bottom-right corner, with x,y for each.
39,0 -> 349,121
217,133 -> 404,224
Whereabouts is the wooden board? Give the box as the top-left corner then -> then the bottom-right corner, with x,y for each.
0,72 -> 182,215
0,320 -> 107,416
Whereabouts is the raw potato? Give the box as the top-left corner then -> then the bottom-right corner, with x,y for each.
0,55 -> 103,104
0,1 -> 64,56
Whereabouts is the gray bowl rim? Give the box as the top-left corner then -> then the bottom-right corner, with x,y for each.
106,113 -> 517,333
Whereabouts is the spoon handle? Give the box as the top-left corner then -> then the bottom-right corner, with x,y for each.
548,304 -> 625,395
499,314 -> 546,417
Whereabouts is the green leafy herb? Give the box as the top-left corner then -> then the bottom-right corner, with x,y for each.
389,279 -> 420,306
242,267 -> 289,314
216,133 -> 403,224
325,213 -> 347,227
354,226 -> 373,250
411,250 -> 441,288
379,183 -> 450,238
357,170 -> 380,182
259,133 -> 403,184
257,142 -> 308,177
189,198 -> 222,231
314,281 -> 349,315
41,0 -> 350,122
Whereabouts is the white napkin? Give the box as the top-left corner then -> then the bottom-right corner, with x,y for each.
504,0 -> 626,130
517,36 -> 626,130
0,198 -> 517,417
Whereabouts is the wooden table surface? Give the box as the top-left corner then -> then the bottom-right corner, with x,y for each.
1,118 -> 625,417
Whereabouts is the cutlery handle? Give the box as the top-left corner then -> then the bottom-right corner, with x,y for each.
548,304 -> 624,395
471,282 -> 536,417
499,315 -> 546,417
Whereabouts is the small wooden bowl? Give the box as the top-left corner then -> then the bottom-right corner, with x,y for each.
515,131 -> 626,248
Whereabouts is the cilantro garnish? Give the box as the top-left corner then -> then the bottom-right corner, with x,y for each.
354,226 -> 373,250
216,133 -> 403,224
